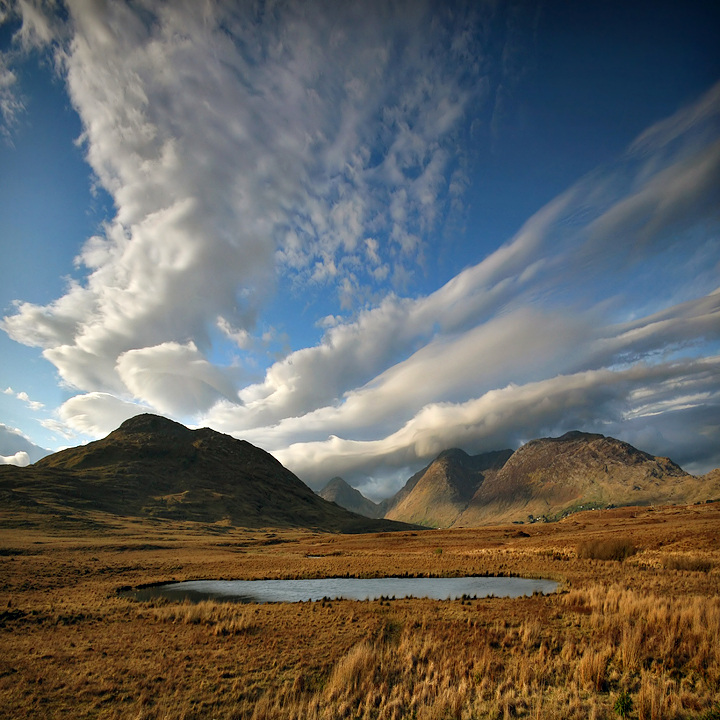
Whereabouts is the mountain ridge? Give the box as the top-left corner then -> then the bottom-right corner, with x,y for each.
0,414 -> 415,533
317,477 -> 385,519
383,448 -> 513,527
323,431 -> 720,527
4,418 -> 718,530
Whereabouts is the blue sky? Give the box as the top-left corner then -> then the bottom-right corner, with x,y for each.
1,0 -> 719,497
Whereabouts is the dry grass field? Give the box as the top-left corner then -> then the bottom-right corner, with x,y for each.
1,502 -> 719,719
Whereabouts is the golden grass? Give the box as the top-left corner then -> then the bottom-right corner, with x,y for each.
663,554 -> 714,573
0,502 -> 719,718
577,537 -> 637,561
148,598 -> 257,636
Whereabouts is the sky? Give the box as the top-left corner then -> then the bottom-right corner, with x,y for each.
0,0 -> 719,499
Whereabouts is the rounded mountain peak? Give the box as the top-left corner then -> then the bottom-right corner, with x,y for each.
116,414 -> 192,437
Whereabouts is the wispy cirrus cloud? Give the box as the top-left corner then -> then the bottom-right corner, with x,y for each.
199,83 -> 720,489
0,52 -> 23,142
1,2 -> 719,492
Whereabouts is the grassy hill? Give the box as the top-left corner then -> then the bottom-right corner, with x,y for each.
0,414 -> 414,533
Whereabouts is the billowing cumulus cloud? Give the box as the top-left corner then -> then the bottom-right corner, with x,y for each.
1,2 -> 719,494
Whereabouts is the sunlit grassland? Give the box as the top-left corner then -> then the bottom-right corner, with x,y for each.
1,503 -> 719,719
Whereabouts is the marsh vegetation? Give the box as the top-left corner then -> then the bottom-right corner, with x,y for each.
1,503 -> 719,718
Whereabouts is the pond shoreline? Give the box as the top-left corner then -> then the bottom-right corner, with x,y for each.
120,575 -> 559,604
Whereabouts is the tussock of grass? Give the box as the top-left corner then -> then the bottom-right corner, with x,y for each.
663,553 -> 714,573
577,537 -> 637,561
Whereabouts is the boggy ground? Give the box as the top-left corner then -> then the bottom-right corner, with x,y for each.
1,503 -> 719,719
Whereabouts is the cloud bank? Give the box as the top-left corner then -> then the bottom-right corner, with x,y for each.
204,83 -> 720,489
1,2 -> 719,493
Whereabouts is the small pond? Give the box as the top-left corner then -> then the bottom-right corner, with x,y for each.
124,576 -> 558,604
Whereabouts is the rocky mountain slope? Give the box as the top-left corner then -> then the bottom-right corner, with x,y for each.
383,448 -> 513,527
0,414 -> 413,533
318,477 -> 385,518
380,432 -> 720,527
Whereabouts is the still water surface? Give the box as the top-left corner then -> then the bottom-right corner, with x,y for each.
127,576 -> 558,604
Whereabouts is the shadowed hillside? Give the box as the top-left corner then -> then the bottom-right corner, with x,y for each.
0,414 -> 414,533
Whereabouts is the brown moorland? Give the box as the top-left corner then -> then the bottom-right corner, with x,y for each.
1,502 -> 719,719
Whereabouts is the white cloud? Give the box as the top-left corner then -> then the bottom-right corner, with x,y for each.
224,305 -> 594,449
39,418 -> 76,441
216,317 -> 252,351
12,0 -> 63,49
2,0 -> 485,415
58,392 -> 151,438
0,53 -> 23,141
0,422 -> 48,463
116,341 -> 237,416
3,387 -> 45,411
0,451 -> 30,467
15,390 -> 44,411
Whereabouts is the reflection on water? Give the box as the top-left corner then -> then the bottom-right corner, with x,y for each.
124,576 -> 558,604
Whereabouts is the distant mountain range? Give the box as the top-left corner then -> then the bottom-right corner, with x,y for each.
317,477 -> 387,519
0,414 -> 412,533
3,415 -> 717,532
320,431 -> 720,527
